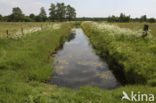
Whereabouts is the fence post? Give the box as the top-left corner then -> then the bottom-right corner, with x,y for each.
142,24 -> 149,38
41,24 -> 43,30
6,30 -> 9,38
21,27 -> 24,35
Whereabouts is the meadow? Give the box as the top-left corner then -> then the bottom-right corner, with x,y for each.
0,22 -> 51,39
111,22 -> 156,39
81,22 -> 156,85
0,22 -> 156,103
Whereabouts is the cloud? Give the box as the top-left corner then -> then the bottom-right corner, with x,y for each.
0,0 -> 156,17
20,1 -> 49,15
0,0 -> 50,16
0,0 -> 20,15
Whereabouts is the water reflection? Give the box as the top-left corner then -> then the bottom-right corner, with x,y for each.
67,31 -> 76,42
49,29 -> 120,89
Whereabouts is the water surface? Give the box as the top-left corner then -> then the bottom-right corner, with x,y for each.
49,29 -> 120,89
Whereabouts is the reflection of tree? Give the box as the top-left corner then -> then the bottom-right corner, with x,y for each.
67,33 -> 76,42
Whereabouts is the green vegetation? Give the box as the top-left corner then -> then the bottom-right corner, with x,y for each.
49,3 -> 76,22
0,22 -> 72,81
38,7 -> 47,22
6,7 -> 31,22
81,22 -> 156,86
108,13 -> 131,22
0,22 -> 156,103
108,14 -> 156,23
0,2 -> 76,22
0,22 -> 73,102
111,22 -> 156,39
0,22 -> 52,38
1,4 -> 155,23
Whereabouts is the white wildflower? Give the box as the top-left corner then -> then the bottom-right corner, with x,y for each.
87,22 -> 143,37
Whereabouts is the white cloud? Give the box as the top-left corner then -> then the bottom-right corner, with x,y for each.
0,0 -> 21,15
0,0 -> 156,17
0,0 -> 50,16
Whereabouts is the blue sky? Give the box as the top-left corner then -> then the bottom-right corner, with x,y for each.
0,0 -> 156,18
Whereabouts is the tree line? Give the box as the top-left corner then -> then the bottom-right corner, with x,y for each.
0,3 -> 76,22
107,13 -> 156,23
74,15 -> 155,23
0,3 -> 156,23
75,13 -> 155,23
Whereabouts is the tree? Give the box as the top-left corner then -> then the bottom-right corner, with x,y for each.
107,15 -> 118,22
12,7 -> 23,17
35,16 -> 42,22
133,18 -> 140,22
148,18 -> 155,23
66,5 -> 76,21
56,3 -> 66,21
0,14 -> 2,21
1,2 -> 78,22
29,13 -> 35,21
49,3 -> 76,21
49,3 -> 56,21
140,15 -> 147,22
23,16 -> 32,22
39,7 -> 47,21
119,13 -> 124,22
119,13 -> 130,22
9,7 -> 25,22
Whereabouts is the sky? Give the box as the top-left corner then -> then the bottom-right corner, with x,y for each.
0,0 -> 156,18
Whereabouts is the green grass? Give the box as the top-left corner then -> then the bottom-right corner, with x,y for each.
0,22 -> 156,103
81,22 -> 156,86
110,22 -> 156,39
0,23 -> 71,81
0,22 -> 51,38
0,22 -> 74,102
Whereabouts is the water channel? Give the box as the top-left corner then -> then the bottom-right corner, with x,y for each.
49,29 -> 120,89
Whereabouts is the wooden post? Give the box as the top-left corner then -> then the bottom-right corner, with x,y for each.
142,24 -> 149,38
6,30 -> 9,38
41,24 -> 43,30
21,27 -> 24,35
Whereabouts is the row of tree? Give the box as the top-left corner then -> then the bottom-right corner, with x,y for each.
73,16 -> 155,23
107,13 -> 156,23
0,4 -> 155,23
107,13 -> 131,22
0,3 -> 76,22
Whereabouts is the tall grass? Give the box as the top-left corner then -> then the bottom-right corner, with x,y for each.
0,22 -> 73,102
0,22 -> 73,81
110,22 -> 156,40
0,22 -> 52,39
0,22 -> 156,103
81,22 -> 156,86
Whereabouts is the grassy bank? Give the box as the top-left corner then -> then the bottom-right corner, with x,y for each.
0,22 -> 73,102
0,22 -> 156,103
0,23 -> 72,82
81,22 -> 156,86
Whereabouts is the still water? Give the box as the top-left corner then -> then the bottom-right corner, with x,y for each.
49,29 -> 120,89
